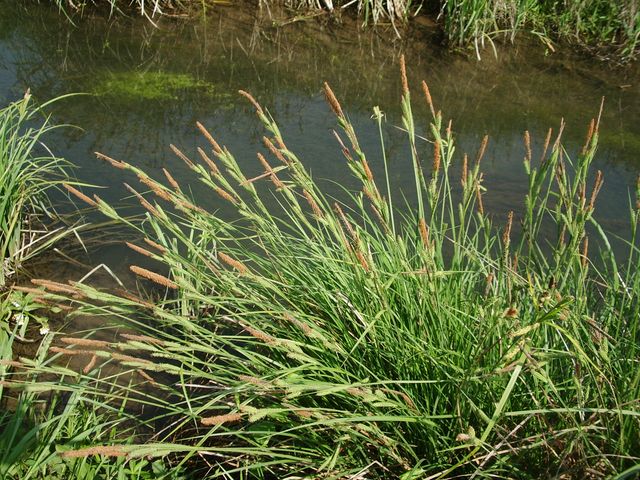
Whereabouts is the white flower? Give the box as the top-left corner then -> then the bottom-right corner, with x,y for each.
39,326 -> 50,336
11,301 -> 21,308
13,313 -> 26,326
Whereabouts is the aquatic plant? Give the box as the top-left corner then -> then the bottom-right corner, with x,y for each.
27,59 -> 640,477
93,71 -> 218,102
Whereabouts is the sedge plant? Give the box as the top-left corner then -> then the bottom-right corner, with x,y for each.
29,57 -> 640,478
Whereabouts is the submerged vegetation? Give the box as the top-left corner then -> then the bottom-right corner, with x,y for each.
3,58 -> 638,477
93,71 -> 218,101
51,0 -> 640,60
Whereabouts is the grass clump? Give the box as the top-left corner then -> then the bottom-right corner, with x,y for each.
0,92 -> 74,288
31,58 -> 640,478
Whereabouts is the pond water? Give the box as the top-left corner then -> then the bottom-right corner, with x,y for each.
1,1 -> 639,280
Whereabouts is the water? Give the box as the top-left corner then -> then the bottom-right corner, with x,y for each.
1,1 -> 639,280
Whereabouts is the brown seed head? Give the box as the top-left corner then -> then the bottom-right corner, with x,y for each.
244,325 -> 277,344
218,252 -> 249,274
361,157 -> 374,182
121,333 -> 165,345
540,128 -> 553,163
61,446 -> 127,458
581,236 -> 589,269
175,198 -> 207,214
162,168 -> 180,191
523,131 -> 532,164
432,140 -> 441,175
418,218 -> 430,249
421,80 -> 435,117
201,412 -> 243,426
476,135 -> 489,166
170,144 -> 194,168
137,175 -> 172,202
238,375 -> 271,388
31,279 -> 77,295
582,118 -> 595,155
49,347 -> 94,356
355,250 -> 370,272
130,265 -> 177,289
238,90 -> 264,115
323,82 -> 344,118
124,184 -> 160,217
588,170 -> 604,211
334,203 -> 356,241
196,121 -> 223,155
137,369 -> 157,384
214,187 -> 238,205
461,154 -> 468,188
83,355 -> 98,374
61,337 -> 111,349
553,119 -> 565,152
263,136 -> 288,165
197,147 -> 221,176
117,289 -> 156,310
143,238 -> 167,253
303,190 -> 324,218
126,242 -> 154,258
502,211 -> 514,247
63,183 -> 97,207
256,152 -> 285,189
111,352 -> 153,365
399,55 -> 409,96
95,152 -> 127,169
283,312 -> 315,337
475,182 -> 484,215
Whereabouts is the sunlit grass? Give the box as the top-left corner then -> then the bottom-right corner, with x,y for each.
18,57 -> 640,478
0,92 -> 75,287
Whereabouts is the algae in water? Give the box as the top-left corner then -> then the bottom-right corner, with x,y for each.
94,71 -> 219,101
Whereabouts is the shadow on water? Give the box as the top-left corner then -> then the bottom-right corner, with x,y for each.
1,0 -> 639,285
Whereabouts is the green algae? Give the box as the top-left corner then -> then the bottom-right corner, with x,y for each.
93,71 -> 220,101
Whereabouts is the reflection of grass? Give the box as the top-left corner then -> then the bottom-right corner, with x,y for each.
93,71 -> 219,101
601,130 -> 640,152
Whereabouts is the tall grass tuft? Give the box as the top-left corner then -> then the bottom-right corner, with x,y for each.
0,92 -> 75,287
33,60 -> 640,477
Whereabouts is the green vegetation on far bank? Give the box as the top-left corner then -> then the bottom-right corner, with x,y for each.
51,0 -> 640,61
2,59 -> 638,478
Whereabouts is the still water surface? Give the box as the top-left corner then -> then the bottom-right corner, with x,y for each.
1,1 -> 639,277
